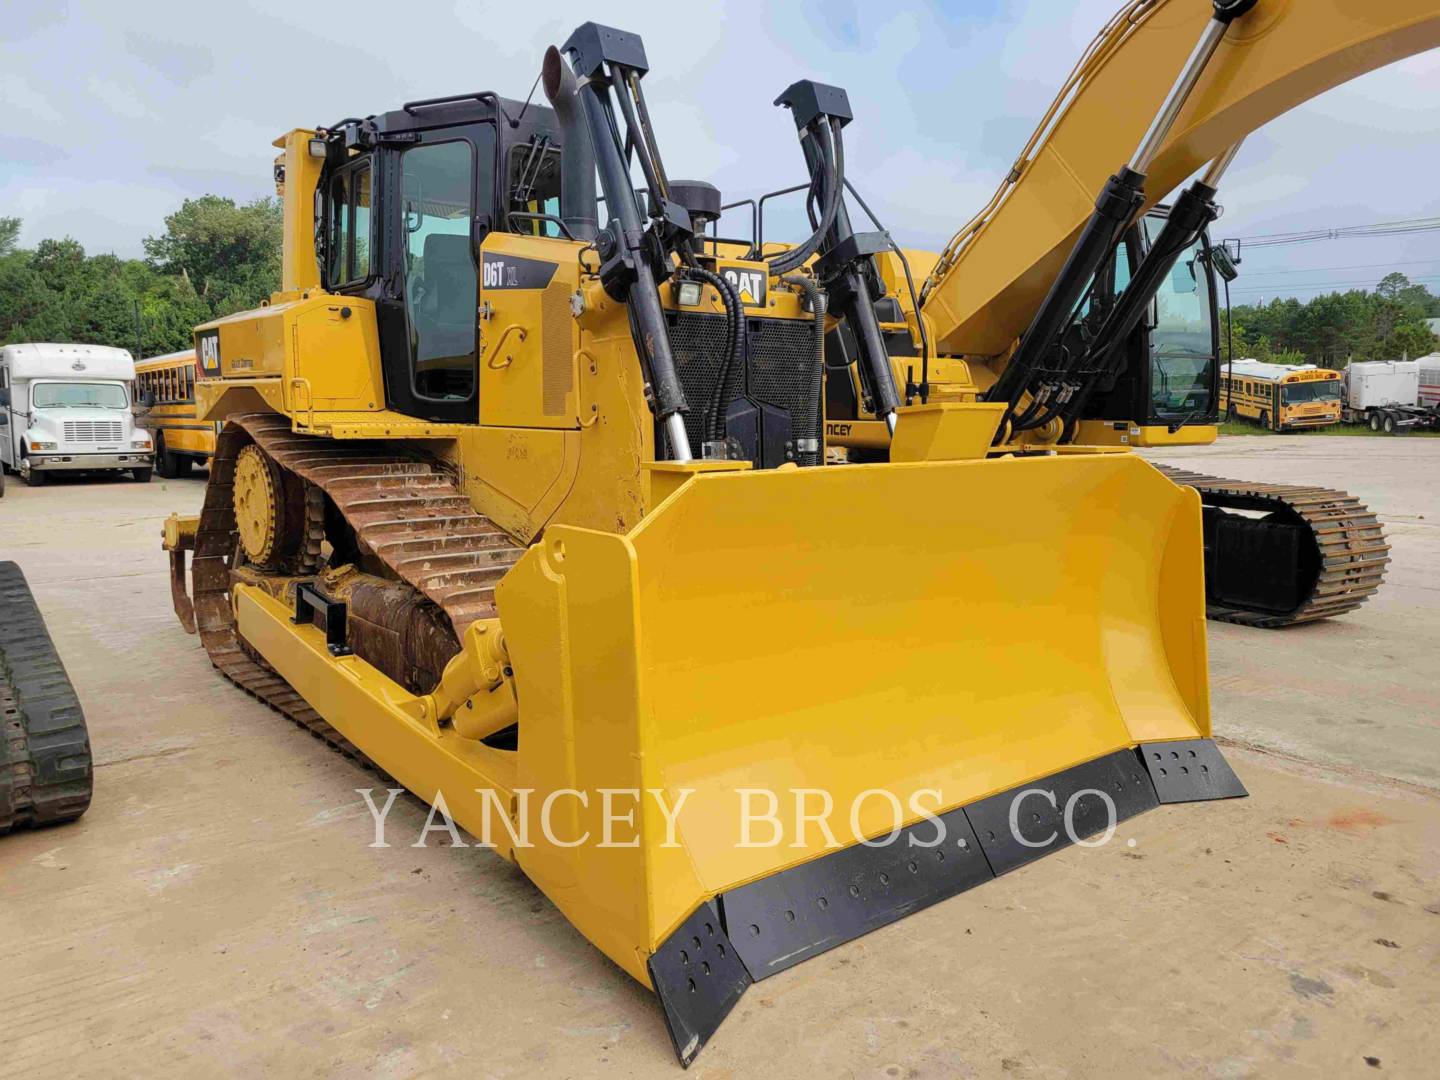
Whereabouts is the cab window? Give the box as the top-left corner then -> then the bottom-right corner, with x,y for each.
1142,217 -> 1215,420
506,141 -> 563,237
401,140 -> 477,401
327,159 -> 373,286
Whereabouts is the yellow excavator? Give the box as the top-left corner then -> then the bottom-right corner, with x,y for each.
162,1 -> 1438,1065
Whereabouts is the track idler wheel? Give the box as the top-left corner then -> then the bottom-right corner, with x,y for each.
233,444 -> 305,569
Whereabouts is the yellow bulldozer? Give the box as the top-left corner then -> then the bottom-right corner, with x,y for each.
162,0 -> 1438,1065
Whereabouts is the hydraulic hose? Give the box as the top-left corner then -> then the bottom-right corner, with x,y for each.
682,266 -> 747,442
769,120 -> 845,276
782,273 -> 827,464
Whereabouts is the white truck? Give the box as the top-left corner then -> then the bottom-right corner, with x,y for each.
0,343 -> 154,487
1340,359 -> 1439,433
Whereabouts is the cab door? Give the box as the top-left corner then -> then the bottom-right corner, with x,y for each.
391,137 -> 481,421
0,367 -> 13,468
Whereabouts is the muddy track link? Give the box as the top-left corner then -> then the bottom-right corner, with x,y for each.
1157,465 -> 1390,628
191,414 -> 526,764
0,561 -> 93,834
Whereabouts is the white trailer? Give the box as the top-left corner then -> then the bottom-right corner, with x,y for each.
1420,354 -> 1440,409
1342,360 -> 1418,418
1341,358 -> 1440,433
0,343 -> 154,486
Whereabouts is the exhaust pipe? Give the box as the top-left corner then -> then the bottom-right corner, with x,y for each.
543,46 -> 599,243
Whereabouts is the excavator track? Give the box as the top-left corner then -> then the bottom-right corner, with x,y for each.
0,561 -> 93,834
1156,465 -> 1390,628
190,413 -> 526,765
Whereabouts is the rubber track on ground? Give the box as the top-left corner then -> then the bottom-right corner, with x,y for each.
1156,465 -> 1390,628
0,560 -> 93,834
190,415 -> 525,767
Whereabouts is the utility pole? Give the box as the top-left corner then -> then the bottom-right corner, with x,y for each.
133,299 -> 144,360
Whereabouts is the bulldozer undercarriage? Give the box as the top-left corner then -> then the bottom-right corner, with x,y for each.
180,414 -> 525,765
1159,466 -> 1390,628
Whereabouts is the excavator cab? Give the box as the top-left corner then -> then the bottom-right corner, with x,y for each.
1075,209 -> 1223,440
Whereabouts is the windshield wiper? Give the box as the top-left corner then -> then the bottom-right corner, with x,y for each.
1162,407 -> 1206,433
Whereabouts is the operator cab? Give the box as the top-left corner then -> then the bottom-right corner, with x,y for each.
1081,207 -> 1223,431
313,94 -> 572,423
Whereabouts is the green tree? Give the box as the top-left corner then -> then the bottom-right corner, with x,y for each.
143,195 -> 282,317
1225,277 -> 1439,366
1375,272 -> 1410,300
1,194 -> 285,355
0,217 -> 20,257
1388,320 -> 1438,359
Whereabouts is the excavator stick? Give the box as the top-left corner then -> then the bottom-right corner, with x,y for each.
218,448 -> 1246,1064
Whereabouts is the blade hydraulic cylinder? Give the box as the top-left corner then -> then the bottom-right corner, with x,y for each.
776,81 -> 902,432
844,263 -> 902,435
562,24 -> 693,461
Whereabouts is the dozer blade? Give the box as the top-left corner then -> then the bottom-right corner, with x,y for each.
494,451 -> 1246,1065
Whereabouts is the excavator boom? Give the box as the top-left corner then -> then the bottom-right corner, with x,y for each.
921,0 -> 1440,357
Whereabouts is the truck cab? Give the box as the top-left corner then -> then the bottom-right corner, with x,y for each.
0,343 -> 154,486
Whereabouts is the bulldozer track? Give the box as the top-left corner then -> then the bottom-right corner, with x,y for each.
0,561 -> 92,834
1157,465 -> 1390,628
190,413 -> 526,767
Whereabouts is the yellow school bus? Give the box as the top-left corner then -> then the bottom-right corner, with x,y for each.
134,350 -> 218,476
1219,359 -> 1342,432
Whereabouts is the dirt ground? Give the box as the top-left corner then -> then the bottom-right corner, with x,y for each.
1,437 -> 1437,1079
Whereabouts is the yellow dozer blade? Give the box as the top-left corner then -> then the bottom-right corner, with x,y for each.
487,451 -> 1244,1064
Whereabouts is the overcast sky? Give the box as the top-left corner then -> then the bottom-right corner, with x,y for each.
3,0 -> 1437,303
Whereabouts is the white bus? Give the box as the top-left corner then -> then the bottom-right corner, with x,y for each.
0,343 -> 154,486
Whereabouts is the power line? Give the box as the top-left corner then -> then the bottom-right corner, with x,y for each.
1230,272 -> 1440,289
1235,257 -> 1440,278
1229,285 -> 1440,302
1230,276 -> 1440,293
1223,216 -> 1440,250
1229,276 -> 1440,297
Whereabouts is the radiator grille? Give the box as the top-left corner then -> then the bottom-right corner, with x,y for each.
62,420 -> 124,444
664,311 -> 821,465
750,317 -> 822,466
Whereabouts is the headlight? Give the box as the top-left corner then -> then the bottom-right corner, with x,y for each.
131,437 -> 153,449
28,440 -> 57,451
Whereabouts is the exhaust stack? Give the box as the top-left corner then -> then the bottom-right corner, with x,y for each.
542,46 -> 599,243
